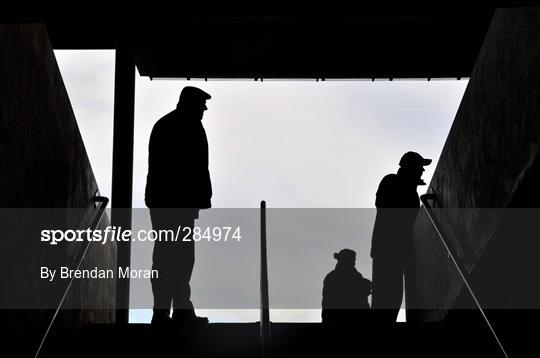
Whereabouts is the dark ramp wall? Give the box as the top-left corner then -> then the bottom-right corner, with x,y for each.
406,7 -> 540,321
0,24 -> 116,355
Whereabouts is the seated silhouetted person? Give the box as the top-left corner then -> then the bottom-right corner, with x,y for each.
145,86 -> 212,325
322,249 -> 372,324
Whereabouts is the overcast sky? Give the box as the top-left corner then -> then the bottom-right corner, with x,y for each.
55,50 -> 467,323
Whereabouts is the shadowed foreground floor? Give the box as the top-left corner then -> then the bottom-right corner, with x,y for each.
39,320 -> 505,357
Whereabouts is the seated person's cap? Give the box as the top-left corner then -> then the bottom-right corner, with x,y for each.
333,249 -> 356,261
179,86 -> 211,104
399,151 -> 432,168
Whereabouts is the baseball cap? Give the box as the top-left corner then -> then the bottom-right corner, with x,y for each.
399,151 -> 432,168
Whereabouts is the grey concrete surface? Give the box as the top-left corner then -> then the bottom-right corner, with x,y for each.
406,7 -> 540,321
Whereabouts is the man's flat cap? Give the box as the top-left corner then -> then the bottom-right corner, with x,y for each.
179,86 -> 211,104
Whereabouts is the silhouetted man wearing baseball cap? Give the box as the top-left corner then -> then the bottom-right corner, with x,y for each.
370,151 -> 431,322
145,86 -> 212,325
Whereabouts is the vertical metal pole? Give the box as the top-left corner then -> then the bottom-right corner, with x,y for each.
260,201 -> 271,356
112,31 -> 135,325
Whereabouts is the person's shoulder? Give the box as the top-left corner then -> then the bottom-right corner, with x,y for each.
352,269 -> 366,281
378,173 -> 399,190
376,174 -> 401,206
380,173 -> 398,183
151,110 -> 177,134
324,269 -> 337,282
159,109 -> 179,125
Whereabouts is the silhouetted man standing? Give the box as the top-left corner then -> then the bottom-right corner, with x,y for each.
322,249 -> 372,324
370,151 -> 431,322
145,86 -> 212,325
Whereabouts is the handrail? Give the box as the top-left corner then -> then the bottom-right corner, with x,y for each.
35,195 -> 109,358
419,194 -> 509,358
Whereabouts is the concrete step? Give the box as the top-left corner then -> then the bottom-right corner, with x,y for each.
40,321 -> 505,357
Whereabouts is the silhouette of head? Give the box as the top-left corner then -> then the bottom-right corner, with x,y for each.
177,86 -> 211,121
399,151 -> 432,184
333,249 -> 356,267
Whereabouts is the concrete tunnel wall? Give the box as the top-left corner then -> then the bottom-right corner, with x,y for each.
0,24 -> 116,355
406,7 -> 540,321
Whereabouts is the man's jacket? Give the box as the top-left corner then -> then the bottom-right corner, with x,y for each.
370,172 -> 420,260
145,109 -> 212,209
